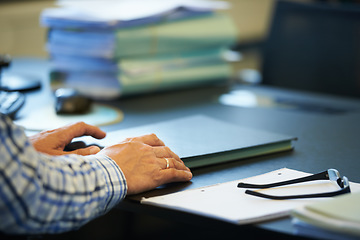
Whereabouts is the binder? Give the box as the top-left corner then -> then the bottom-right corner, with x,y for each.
84,115 -> 297,168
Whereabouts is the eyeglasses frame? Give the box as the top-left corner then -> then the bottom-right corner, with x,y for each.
237,169 -> 351,200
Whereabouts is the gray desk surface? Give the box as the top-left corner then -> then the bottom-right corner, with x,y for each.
9,58 -> 360,239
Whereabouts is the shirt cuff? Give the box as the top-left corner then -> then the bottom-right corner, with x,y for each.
89,154 -> 128,212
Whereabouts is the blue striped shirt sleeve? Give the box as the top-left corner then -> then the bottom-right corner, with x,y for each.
0,114 -> 127,234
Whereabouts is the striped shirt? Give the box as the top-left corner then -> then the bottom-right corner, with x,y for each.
0,114 -> 127,234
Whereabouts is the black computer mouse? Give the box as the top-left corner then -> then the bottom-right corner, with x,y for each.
55,88 -> 92,114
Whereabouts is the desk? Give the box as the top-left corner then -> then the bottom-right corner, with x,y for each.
8,58 -> 360,239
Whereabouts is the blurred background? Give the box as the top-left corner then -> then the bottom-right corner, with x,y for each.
0,0 -> 274,58
1,0 -> 360,99
0,0 -> 286,96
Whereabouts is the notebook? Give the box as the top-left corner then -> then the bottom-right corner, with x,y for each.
83,115 -> 296,168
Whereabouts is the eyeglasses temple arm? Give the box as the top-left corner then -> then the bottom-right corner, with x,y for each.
244,186 -> 350,200
237,170 -> 329,189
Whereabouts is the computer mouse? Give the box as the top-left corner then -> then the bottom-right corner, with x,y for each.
55,88 -> 92,114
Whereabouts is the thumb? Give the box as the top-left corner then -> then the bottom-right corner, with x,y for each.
70,146 -> 101,156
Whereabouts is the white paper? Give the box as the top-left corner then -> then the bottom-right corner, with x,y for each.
43,0 -> 229,22
141,168 -> 360,224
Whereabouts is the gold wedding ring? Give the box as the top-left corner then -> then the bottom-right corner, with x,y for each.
164,158 -> 170,169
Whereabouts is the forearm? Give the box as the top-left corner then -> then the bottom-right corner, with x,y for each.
1,152 -> 127,234
0,115 -> 127,234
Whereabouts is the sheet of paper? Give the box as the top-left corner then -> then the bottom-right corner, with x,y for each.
55,0 -> 229,21
141,168 -> 360,224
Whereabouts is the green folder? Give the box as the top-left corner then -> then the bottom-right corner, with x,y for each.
115,13 -> 238,58
119,48 -> 231,95
50,48 -> 232,98
87,115 -> 297,168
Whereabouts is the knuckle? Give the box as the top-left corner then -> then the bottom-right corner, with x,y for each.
149,133 -> 158,138
76,121 -> 86,126
124,137 -> 133,142
142,143 -> 152,150
126,140 -> 141,148
72,121 -> 87,129
148,133 -> 160,141
163,146 -> 171,153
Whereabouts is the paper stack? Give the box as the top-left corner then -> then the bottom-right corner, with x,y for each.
291,192 -> 360,240
41,0 -> 238,99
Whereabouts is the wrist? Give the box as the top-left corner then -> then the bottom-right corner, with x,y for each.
91,154 -> 128,208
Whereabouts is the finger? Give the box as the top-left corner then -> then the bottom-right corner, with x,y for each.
153,146 -> 182,163
170,158 -> 190,171
126,133 -> 165,146
68,146 -> 101,156
63,122 -> 106,140
159,168 -> 193,184
158,157 -> 189,172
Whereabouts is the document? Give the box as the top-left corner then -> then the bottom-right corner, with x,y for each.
141,168 -> 360,224
82,115 -> 296,168
41,0 -> 228,28
292,192 -> 360,238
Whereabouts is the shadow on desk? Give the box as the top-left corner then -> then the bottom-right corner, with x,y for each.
0,207 -> 311,240
112,84 -> 231,113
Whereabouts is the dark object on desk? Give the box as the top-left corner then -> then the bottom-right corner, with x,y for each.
261,1 -> 360,98
0,55 -> 26,119
64,141 -> 103,152
0,91 -> 25,119
0,73 -> 41,92
0,54 -> 10,71
0,54 -> 41,92
55,88 -> 92,114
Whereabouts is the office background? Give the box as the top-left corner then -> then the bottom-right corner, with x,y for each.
0,0 -> 274,57
0,0 -> 351,86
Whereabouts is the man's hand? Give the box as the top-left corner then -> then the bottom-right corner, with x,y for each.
29,122 -> 106,156
98,133 -> 193,195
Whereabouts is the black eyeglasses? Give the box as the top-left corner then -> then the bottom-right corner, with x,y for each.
237,169 -> 351,200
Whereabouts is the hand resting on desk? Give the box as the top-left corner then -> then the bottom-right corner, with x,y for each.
29,122 -> 192,195
100,134 -> 192,194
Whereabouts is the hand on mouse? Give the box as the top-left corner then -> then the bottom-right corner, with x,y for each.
29,122 -> 106,156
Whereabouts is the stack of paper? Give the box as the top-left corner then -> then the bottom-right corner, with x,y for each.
292,192 -> 360,239
41,0 -> 238,99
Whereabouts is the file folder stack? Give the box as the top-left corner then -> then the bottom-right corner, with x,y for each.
41,0 -> 238,99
